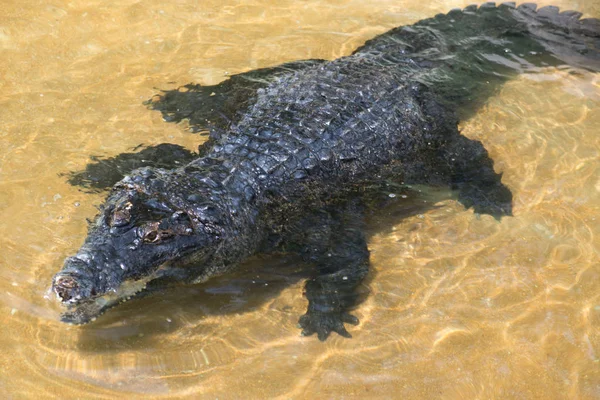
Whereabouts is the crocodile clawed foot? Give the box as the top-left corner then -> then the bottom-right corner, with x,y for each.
298,310 -> 359,341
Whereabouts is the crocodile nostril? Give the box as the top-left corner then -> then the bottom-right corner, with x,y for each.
53,275 -> 79,302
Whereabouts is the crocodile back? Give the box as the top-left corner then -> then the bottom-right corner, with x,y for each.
203,54 -> 440,205
194,3 -> 599,207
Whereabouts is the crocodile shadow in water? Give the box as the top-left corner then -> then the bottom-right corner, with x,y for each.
64,144 -> 198,193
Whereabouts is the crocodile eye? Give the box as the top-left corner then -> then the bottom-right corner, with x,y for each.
139,223 -> 160,243
139,223 -> 175,244
109,201 -> 133,227
143,230 -> 159,243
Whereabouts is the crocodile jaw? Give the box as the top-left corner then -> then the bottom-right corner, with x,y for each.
57,268 -> 161,324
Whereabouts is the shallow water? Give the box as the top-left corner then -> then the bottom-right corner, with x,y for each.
1,0 -> 599,398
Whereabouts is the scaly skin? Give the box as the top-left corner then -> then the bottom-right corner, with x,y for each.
53,3 -> 599,340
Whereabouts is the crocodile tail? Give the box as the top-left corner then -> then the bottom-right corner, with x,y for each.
356,3 -> 600,113
502,3 -> 600,72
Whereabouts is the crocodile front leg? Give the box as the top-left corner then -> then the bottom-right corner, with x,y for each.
283,203 -> 369,341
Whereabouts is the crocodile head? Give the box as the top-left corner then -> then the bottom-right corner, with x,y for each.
51,167 -> 226,324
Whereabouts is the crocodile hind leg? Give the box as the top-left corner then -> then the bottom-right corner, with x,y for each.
281,201 -> 369,341
399,88 -> 513,219
146,59 -> 325,134
441,133 -> 513,219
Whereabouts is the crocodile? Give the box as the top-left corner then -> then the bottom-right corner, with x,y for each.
52,3 -> 599,340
